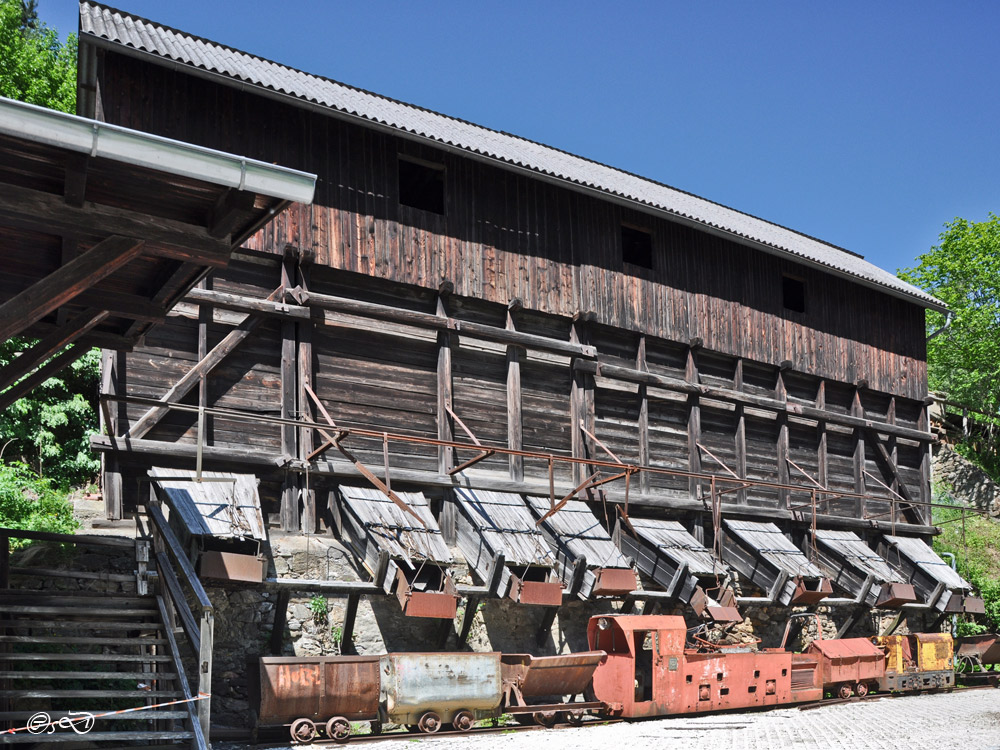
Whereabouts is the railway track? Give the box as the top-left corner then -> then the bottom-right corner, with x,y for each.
797,681 -> 999,711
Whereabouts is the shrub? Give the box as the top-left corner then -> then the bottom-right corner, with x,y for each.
0,462 -> 78,546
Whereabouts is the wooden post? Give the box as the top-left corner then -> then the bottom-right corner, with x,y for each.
281,252 -> 300,532
297,250 -> 316,534
458,596 -> 479,644
734,359 -> 746,504
852,387 -> 866,516
776,367 -> 790,508
887,397 -> 899,498
341,593 -> 360,654
637,335 -> 650,495
269,589 -> 291,655
100,348 -> 123,521
437,293 -> 455,474
686,343 -> 702,500
816,381 -> 828,491
918,401 -> 932,524
506,305 -> 524,482
197,277 -> 212,446
570,317 -> 595,485
197,609 -> 214,740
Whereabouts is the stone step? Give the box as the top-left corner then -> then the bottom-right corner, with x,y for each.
0,670 -> 177,681
0,634 -> 168,646
0,653 -> 172,662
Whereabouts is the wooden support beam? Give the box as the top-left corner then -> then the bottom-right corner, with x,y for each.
817,381 -> 828,490
207,188 -> 257,239
269,589 -> 290,655
0,344 -> 89,411
852,388 -> 866,513
0,309 -> 108,392
536,606 -> 558,647
458,596 -> 479,644
0,181 -> 229,263
734,360 -> 747,505
918,403 -> 932,525
583,361 -> 933,444
686,347 -> 702,500
0,235 -> 143,343
297,258 -> 316,534
637,336 -> 650,495
280,254 -> 300,532
506,309 -> 524,482
126,295 -> 275,440
2,273 -> 166,322
776,370 -> 790,508
437,296 -> 455,474
297,288 -> 597,359
196,278 -> 213,450
341,592 -> 360,654
185,286 -> 310,319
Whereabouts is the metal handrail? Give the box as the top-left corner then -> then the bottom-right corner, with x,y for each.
145,503 -> 214,743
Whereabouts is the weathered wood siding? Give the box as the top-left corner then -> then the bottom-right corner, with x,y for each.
97,52 -> 927,401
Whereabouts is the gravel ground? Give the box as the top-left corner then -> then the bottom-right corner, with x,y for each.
241,689 -> 1000,750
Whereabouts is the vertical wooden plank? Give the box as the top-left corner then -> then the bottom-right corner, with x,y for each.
0,533 -> 9,589
341,592 -> 360,654
297,251 -> 316,534
734,359 -> 747,504
570,317 -> 595,485
776,366 -> 790,508
852,387 -> 866,517
197,277 -> 212,446
101,348 -> 123,521
436,293 -> 455,474
686,343 -> 702,500
816,380 -> 828,490
637,335 -> 650,494
506,305 -> 524,481
918,401 -> 931,524
280,251 -> 299,532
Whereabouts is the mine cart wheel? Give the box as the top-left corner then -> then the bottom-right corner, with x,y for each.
563,710 -> 585,726
290,718 -> 318,744
452,710 -> 475,732
854,681 -> 869,697
418,711 -> 442,734
837,683 -> 853,699
326,716 -> 352,743
533,711 -> 557,727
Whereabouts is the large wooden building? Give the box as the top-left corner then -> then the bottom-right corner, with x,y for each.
79,3 -> 972,615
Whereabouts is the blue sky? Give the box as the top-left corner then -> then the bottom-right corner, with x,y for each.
39,1 -> 1000,278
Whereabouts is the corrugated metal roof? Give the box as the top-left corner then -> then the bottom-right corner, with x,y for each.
79,2 -> 945,313
149,467 -> 266,541
814,529 -> 903,583
339,486 -> 452,565
524,496 -> 631,569
626,518 -> 725,576
453,488 -> 553,567
724,519 -> 825,578
882,534 -> 970,590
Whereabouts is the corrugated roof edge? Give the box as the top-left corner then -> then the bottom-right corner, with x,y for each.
78,1 -> 946,313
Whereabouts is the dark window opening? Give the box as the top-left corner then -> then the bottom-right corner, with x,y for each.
782,275 -> 806,313
398,156 -> 445,214
720,687 -> 730,696
748,685 -> 757,693
622,225 -> 653,269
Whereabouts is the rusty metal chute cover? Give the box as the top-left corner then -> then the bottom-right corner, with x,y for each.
258,656 -> 380,724
380,652 -> 502,725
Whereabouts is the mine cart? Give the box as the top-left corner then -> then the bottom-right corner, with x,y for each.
256,655 -> 380,743
807,637 -> 885,698
379,652 -> 503,733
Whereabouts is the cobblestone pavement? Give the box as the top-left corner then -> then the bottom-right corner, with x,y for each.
355,689 -> 1000,750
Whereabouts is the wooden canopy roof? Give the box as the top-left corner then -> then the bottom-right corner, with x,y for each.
0,96 -> 315,409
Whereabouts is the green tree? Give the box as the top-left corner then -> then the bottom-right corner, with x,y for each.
899,214 -> 1000,474
1,0 -> 96,488
0,0 -> 76,113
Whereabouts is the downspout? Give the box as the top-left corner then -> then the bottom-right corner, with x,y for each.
939,551 -> 958,637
